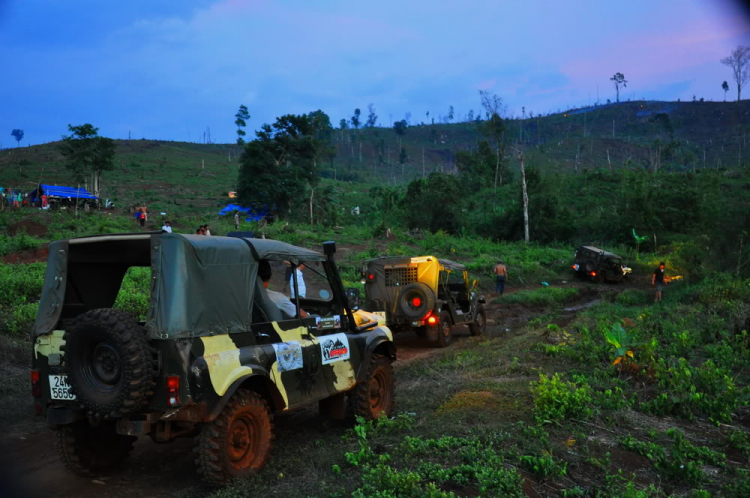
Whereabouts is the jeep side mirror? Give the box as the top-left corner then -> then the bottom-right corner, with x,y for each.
346,288 -> 360,310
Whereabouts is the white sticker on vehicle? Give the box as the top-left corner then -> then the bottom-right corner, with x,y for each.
320,333 -> 350,365
272,341 -> 303,372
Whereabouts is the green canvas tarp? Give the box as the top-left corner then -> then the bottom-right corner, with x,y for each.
33,233 -> 326,340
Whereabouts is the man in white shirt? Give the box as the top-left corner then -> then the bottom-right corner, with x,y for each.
161,221 -> 173,233
259,260 -> 308,318
290,264 -> 306,298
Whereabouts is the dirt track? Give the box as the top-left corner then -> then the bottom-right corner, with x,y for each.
0,284 -> 611,498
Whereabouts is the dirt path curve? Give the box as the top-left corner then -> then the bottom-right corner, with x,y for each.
0,282 -> 623,498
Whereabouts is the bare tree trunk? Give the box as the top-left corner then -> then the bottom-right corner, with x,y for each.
607,149 -> 611,171
309,186 -> 314,225
422,147 -> 425,178
519,154 -> 529,243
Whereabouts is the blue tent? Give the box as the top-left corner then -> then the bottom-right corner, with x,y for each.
29,184 -> 98,202
218,203 -> 271,222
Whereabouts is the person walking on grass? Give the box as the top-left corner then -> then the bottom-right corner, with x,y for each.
161,221 -> 173,233
651,261 -> 667,303
234,211 -> 240,230
494,261 -> 507,295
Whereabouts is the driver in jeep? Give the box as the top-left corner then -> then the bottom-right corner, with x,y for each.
259,259 -> 309,318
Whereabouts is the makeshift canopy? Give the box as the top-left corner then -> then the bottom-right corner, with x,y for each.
218,203 -> 270,222
29,184 -> 98,202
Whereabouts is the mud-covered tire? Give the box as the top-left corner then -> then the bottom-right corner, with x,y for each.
63,309 -> 156,419
348,354 -> 395,421
195,390 -> 274,486
469,304 -> 487,336
398,282 -> 436,319
435,310 -> 453,348
584,260 -> 596,273
56,420 -> 136,476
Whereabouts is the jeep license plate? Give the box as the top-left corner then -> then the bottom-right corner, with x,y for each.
49,375 -> 76,401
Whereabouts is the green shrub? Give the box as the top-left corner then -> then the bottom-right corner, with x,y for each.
619,429 -> 725,484
643,358 -> 745,424
531,373 -> 593,423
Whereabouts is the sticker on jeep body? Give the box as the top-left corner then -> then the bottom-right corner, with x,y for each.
272,341 -> 303,372
320,333 -> 350,364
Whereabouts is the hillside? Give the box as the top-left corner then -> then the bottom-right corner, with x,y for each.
1,100 -> 749,202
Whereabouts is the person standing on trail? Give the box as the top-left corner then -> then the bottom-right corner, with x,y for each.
494,261 -> 508,295
234,211 -> 240,230
161,221 -> 173,233
651,262 -> 667,303
203,224 -> 212,236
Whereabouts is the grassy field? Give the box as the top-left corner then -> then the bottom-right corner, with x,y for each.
198,274 -> 750,498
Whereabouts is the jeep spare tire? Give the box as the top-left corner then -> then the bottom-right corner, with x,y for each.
397,282 -> 436,319
63,309 -> 156,419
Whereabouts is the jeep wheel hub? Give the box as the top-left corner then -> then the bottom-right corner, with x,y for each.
92,343 -> 121,384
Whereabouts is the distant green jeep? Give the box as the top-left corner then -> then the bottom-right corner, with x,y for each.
572,245 -> 632,283
361,256 -> 487,348
31,233 -> 395,485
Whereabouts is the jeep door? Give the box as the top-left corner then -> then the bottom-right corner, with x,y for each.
260,260 -> 330,407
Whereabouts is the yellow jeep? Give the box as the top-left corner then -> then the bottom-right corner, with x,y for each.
361,256 -> 487,347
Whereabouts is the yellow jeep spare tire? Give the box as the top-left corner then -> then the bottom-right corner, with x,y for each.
398,282 -> 436,319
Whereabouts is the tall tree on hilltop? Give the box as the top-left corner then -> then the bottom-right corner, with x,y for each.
721,45 -> 750,101
722,81 -> 729,101
393,119 -> 407,149
610,72 -> 627,102
479,90 -> 508,194
448,105 -> 454,122
351,108 -> 361,130
11,129 -> 24,147
58,124 -> 114,201
399,147 -> 408,176
236,113 -> 322,219
365,104 -> 378,128
235,105 -> 250,145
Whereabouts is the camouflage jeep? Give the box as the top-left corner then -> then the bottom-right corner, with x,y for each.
31,233 -> 395,485
361,256 -> 486,348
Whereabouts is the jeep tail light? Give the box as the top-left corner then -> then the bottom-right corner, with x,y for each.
367,274 -> 376,282
590,271 -> 596,276
167,376 -> 180,407
427,315 -> 438,325
412,297 -> 422,307
31,370 -> 41,397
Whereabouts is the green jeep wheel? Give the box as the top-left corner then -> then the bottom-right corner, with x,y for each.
56,420 -> 136,476
435,310 -> 453,348
63,309 -> 156,419
348,354 -> 394,420
469,304 -> 487,336
195,389 -> 274,486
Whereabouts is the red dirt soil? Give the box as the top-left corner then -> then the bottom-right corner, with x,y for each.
2,246 -> 49,264
7,219 -> 48,238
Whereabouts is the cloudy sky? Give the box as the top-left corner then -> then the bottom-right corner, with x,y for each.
1,0 -> 749,146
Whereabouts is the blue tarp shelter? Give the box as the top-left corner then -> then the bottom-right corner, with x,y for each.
29,184 -> 98,202
218,203 -> 270,222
